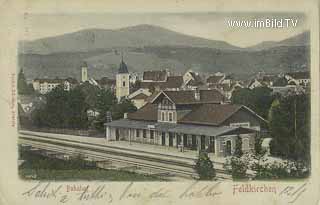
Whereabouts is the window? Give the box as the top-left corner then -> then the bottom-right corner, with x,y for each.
143,130 -> 147,138
150,130 -> 154,139
161,112 -> 165,121
136,129 -> 140,137
123,81 -> 126,87
169,112 -> 173,122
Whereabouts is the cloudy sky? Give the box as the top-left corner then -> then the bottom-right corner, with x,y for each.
22,12 -> 308,47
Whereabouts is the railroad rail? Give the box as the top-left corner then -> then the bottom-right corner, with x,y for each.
18,131 -> 231,180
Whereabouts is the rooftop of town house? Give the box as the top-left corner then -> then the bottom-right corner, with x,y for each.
139,76 -> 184,90
130,93 -> 150,100
152,89 -> 225,105
127,103 -> 158,121
95,77 -> 116,86
206,75 -> 225,84
105,118 -> 257,137
142,70 -> 168,82
33,77 -> 78,84
126,100 -> 266,127
286,71 -> 309,79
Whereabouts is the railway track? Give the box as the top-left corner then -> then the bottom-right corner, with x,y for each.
19,132 -> 231,180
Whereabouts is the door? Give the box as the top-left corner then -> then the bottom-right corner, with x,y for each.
116,129 -> 120,141
161,132 -> 166,146
200,135 -> 206,150
183,134 -> 187,147
209,136 -> 215,153
169,132 -> 174,147
191,135 -> 197,150
226,140 -> 232,156
176,134 -> 181,147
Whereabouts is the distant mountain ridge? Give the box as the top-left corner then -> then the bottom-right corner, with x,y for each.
19,24 -> 241,54
248,31 -> 309,50
18,26 -> 310,81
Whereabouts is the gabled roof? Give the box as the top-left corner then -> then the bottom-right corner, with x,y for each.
131,93 -> 149,100
179,104 -> 242,125
161,76 -> 183,89
139,76 -> 183,90
207,75 -> 224,84
143,70 -> 167,81
151,89 -> 225,105
286,71 -> 309,79
127,103 -> 158,121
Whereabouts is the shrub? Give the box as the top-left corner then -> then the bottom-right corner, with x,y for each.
194,151 -> 216,180
224,156 -> 249,180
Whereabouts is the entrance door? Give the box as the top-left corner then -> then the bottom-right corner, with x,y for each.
169,132 -> 174,147
209,136 -> 215,153
183,134 -> 187,147
116,129 -> 120,141
191,135 -> 197,150
226,140 -> 232,156
161,132 -> 166,146
200,135 -> 206,150
176,134 -> 181,147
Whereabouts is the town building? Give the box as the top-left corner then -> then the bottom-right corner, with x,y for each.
32,77 -> 78,94
105,89 -> 267,157
285,71 -> 310,87
127,88 -> 152,109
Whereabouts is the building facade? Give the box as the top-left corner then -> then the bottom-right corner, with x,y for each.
105,89 -> 267,157
32,78 -> 78,94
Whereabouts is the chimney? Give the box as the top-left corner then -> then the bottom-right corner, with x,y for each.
124,112 -> 128,119
194,88 -> 200,101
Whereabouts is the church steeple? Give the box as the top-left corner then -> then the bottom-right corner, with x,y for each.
116,53 -> 130,102
118,52 -> 129,74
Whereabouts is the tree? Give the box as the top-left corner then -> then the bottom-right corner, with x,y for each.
111,99 -> 137,120
31,85 -> 89,129
234,135 -> 243,157
269,93 -> 310,163
194,151 -> 216,180
94,89 -> 117,130
231,87 -> 274,119
18,69 -> 34,95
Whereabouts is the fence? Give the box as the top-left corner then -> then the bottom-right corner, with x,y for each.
21,126 -> 105,138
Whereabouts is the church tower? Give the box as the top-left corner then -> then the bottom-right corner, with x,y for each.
116,55 -> 130,101
81,62 -> 88,82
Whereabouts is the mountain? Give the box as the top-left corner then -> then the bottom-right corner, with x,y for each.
19,24 -> 240,54
248,31 -> 309,50
19,28 -> 310,81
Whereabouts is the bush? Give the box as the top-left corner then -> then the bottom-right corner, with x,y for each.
194,151 -> 216,180
224,156 -> 249,180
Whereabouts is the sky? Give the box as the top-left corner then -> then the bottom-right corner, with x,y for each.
22,12 -> 308,47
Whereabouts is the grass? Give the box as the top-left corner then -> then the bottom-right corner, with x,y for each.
19,150 -> 164,181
